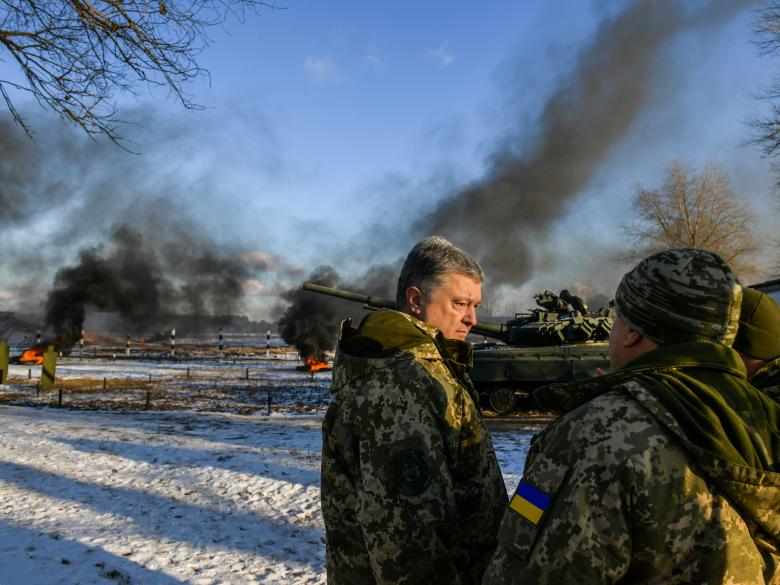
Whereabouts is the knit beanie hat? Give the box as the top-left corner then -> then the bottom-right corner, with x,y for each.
614,249 -> 742,346
733,287 -> 780,360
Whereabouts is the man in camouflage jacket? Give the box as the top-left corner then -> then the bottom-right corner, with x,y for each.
322,237 -> 507,585
483,249 -> 780,585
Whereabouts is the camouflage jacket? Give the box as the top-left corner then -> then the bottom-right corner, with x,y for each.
752,357 -> 780,402
483,341 -> 780,585
321,310 -> 507,585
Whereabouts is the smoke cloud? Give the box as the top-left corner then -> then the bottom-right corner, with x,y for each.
278,264 -> 397,359
417,0 -> 754,286
0,110 -> 290,345
45,223 -> 250,350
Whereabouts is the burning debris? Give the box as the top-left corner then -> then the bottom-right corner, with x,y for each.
15,346 -> 46,365
301,356 -> 331,372
278,266 -> 342,362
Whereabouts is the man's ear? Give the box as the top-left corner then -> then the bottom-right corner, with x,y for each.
623,327 -> 644,348
405,287 -> 423,316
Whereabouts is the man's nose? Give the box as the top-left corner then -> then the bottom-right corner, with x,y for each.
463,306 -> 477,326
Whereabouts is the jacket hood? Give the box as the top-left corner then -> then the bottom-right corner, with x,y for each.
534,341 -> 780,546
331,310 -> 473,393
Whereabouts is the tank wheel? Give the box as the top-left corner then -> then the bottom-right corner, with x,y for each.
489,387 -> 516,414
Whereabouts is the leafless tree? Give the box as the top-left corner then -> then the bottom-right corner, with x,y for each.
751,3 -> 780,274
0,0 -> 277,142
622,161 -> 761,279
751,2 -> 780,168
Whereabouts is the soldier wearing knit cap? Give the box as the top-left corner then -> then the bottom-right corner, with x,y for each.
733,287 -> 780,400
483,249 -> 780,585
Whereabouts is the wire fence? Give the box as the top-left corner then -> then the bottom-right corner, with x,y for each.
0,354 -> 333,415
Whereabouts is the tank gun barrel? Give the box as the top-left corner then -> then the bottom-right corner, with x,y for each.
469,322 -> 509,341
302,282 -> 399,311
302,282 -> 510,342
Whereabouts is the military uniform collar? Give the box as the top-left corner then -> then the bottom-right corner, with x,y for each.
534,340 -> 745,413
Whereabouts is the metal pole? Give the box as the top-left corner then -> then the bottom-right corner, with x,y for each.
126,334 -> 131,356
218,328 -> 224,354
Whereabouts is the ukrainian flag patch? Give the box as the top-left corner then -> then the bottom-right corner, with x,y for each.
509,481 -> 550,525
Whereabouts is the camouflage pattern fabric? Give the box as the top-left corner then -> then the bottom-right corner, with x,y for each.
753,357 -> 780,402
322,310 -> 507,585
614,248 -> 741,346
484,342 -> 780,585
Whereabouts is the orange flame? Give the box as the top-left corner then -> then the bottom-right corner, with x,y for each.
19,347 -> 45,365
305,356 -> 329,372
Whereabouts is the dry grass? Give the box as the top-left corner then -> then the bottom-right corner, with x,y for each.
5,377 -> 159,392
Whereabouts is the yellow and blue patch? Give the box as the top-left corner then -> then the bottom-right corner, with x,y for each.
509,481 -> 550,525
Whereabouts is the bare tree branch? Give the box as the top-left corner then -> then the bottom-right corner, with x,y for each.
621,160 -> 761,280
0,0 -> 280,144
750,3 -> 780,177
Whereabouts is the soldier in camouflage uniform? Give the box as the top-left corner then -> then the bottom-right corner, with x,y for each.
733,287 -> 780,402
321,236 -> 507,585
483,249 -> 780,585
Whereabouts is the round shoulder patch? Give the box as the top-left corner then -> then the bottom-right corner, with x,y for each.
391,448 -> 431,497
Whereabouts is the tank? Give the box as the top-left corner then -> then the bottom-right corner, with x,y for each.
301,283 -> 612,414
469,290 -> 612,414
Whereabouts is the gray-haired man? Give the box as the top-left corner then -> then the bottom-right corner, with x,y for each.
321,236 -> 507,585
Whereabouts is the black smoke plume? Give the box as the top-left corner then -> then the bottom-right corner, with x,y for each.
417,0 -> 754,285
278,264 -> 397,359
46,224 -> 249,351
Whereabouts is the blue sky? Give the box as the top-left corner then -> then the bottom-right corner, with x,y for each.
0,0 -> 778,320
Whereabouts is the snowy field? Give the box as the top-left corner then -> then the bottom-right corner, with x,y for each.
3,351 -> 331,415
0,355 -> 537,584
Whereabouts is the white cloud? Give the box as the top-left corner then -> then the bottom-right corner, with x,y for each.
427,41 -> 455,67
0,289 -> 14,301
304,55 -> 345,84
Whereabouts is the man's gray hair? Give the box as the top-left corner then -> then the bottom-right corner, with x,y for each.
396,236 -> 484,307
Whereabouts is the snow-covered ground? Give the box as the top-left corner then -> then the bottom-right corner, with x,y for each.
0,356 -> 537,584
